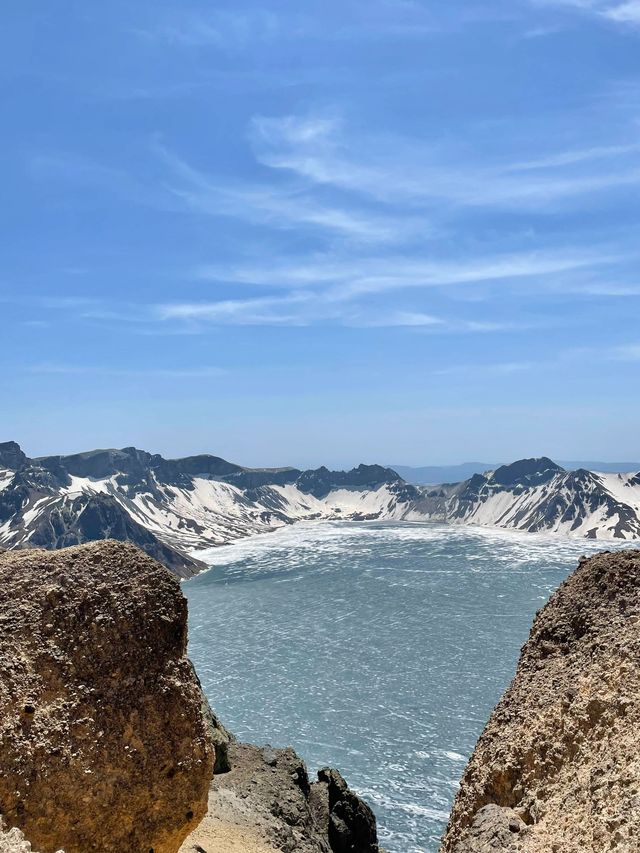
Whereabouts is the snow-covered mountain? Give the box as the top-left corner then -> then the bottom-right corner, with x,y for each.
0,442 -> 419,576
2,443 -> 639,576
411,457 -> 640,539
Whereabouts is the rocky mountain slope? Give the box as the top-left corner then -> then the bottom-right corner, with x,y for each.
441,548 -> 640,853
0,442 -> 418,575
394,460 -> 640,485
0,541 -> 381,853
2,443 -> 640,576
414,457 -> 640,539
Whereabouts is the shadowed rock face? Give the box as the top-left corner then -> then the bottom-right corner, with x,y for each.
181,742 -> 380,853
0,541 -> 214,853
441,549 -> 640,853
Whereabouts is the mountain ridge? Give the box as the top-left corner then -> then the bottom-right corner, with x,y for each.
392,459 -> 640,484
2,442 -> 640,575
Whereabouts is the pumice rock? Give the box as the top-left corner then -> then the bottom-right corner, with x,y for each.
441,549 -> 640,852
0,541 -> 214,853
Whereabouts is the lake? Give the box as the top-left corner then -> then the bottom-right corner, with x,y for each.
185,521 -> 623,852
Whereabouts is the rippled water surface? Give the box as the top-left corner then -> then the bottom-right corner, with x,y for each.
185,522 -> 626,852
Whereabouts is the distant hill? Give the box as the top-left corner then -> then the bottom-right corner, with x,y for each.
390,463 -> 500,484
392,460 -> 640,485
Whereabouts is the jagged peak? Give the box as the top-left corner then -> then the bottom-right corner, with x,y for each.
489,457 -> 564,487
0,441 -> 28,472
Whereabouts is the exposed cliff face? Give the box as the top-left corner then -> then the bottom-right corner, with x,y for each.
441,549 -> 640,853
0,541 -> 214,853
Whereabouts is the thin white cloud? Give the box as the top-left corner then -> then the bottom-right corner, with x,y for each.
134,1 -> 448,49
580,282 -> 640,295
28,364 -> 226,378
506,143 -> 640,171
604,1 -> 640,23
157,143 -> 410,243
152,293 -> 522,332
155,294 -> 313,326
532,0 -> 640,26
196,248 -> 615,296
611,343 -> 640,360
351,311 -> 444,327
250,113 -> 640,211
434,361 -> 536,376
135,9 -> 283,48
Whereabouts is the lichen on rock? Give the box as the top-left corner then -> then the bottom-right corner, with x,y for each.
0,541 -> 214,853
0,818 -> 62,853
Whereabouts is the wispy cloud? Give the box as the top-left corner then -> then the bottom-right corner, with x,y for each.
251,112 -> 640,211
434,360 -> 537,376
196,247 -> 615,296
133,1 -> 450,49
152,296 -> 528,331
610,343 -> 640,360
135,9 -> 284,49
506,143 -> 640,171
27,363 -> 226,378
156,142 -> 411,243
154,294 -> 312,326
532,0 -> 640,27
605,1 -> 640,23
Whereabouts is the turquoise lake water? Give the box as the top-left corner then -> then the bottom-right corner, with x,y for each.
185,521 -> 625,852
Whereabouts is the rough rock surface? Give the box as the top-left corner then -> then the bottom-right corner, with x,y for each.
441,549 -> 640,853
181,742 -> 381,853
0,541 -> 214,853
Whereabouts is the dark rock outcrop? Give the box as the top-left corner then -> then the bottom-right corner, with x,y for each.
0,541 -> 214,853
182,742 -> 380,853
311,768 -> 379,853
441,549 -> 640,852
0,441 -> 28,472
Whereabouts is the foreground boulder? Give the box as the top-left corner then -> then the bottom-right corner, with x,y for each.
441,549 -> 640,852
0,541 -> 214,853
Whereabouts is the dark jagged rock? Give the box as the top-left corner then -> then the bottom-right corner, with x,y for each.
312,768 -> 379,853
182,742 -> 380,853
489,457 -> 564,488
295,464 -> 403,499
0,441 -> 28,472
0,541 -> 214,853
441,549 -> 640,853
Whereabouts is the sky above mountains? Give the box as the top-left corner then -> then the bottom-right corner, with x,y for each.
2,1 -> 640,467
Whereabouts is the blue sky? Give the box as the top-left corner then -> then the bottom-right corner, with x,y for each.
2,0 -> 640,467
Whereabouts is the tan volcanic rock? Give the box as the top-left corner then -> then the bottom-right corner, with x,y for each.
0,541 -> 214,853
441,549 -> 640,853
